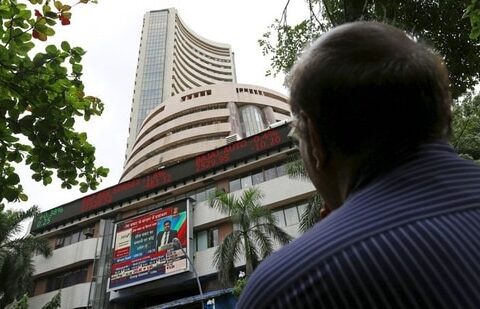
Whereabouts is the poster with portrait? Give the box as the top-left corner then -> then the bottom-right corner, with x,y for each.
108,199 -> 191,291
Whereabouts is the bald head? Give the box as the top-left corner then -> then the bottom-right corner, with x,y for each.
289,21 -> 452,160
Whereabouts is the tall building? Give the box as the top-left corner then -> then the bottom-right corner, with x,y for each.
26,8 -> 315,309
126,8 -> 236,159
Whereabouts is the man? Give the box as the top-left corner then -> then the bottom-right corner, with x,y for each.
156,219 -> 178,250
237,21 -> 480,308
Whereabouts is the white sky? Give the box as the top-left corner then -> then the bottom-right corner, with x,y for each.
7,0 -> 308,212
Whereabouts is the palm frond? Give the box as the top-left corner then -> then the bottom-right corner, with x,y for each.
209,190 -> 238,216
260,223 -> 293,245
0,205 -> 47,307
213,230 -> 242,285
251,229 -> 274,259
286,153 -> 310,180
243,235 -> 260,274
299,193 -> 324,233
0,206 -> 40,247
238,187 -> 264,211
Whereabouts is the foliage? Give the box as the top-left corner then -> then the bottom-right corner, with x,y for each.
0,205 -> 51,308
465,0 -> 480,40
10,294 -> 28,309
452,92 -> 480,162
0,0 -> 108,206
9,291 -> 60,309
261,0 -> 480,98
286,153 -> 325,232
232,276 -> 248,298
209,187 -> 292,285
42,290 -> 61,309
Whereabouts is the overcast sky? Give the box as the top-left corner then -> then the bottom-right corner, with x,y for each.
7,0 -> 308,212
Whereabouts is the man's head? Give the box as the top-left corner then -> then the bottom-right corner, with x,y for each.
289,21 -> 452,205
163,220 -> 171,232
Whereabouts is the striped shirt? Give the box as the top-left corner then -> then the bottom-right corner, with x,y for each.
237,142 -> 480,308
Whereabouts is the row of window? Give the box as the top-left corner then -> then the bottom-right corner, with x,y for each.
181,89 -> 212,102
229,162 -> 287,192
131,103 -> 228,157
192,202 -> 307,252
236,87 -> 288,104
54,225 -> 95,249
45,265 -> 88,292
175,22 -> 232,59
273,202 -> 308,227
174,41 -> 232,77
174,40 -> 233,80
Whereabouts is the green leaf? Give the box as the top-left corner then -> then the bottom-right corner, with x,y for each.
18,193 -> 28,201
61,41 -> 70,51
54,1 -> 63,10
72,63 -> 82,74
43,176 -> 53,185
46,44 -> 58,55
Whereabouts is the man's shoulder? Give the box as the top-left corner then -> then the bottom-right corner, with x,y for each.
238,207 -> 480,308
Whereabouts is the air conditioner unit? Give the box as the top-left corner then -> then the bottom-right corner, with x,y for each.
226,134 -> 241,144
268,119 -> 290,129
83,228 -> 94,238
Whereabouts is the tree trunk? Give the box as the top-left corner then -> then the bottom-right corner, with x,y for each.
243,234 -> 253,275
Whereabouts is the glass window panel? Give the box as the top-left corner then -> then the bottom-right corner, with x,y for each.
70,231 -> 80,244
264,166 -> 277,181
205,186 -> 216,201
276,164 -> 286,177
252,171 -> 264,185
297,203 -> 308,220
63,234 -> 72,246
196,231 -> 208,251
241,175 -> 252,189
284,206 -> 300,226
196,189 -> 207,203
229,179 -> 241,192
207,228 -> 219,248
272,210 -> 286,227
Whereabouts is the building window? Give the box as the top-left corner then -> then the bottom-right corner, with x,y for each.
239,105 -> 266,137
284,206 -> 300,226
194,227 -> 219,251
229,162 -> 288,192
53,225 -> 94,249
271,201 -> 309,228
229,178 -> 241,192
45,266 -> 88,292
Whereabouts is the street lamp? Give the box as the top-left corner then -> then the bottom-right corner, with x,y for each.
172,238 -> 204,308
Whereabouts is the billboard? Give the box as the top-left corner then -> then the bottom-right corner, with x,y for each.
108,199 -> 191,291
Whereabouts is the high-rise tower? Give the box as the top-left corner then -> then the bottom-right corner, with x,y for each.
125,8 -> 236,159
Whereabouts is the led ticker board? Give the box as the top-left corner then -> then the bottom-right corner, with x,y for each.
31,124 -> 292,233
108,200 -> 191,291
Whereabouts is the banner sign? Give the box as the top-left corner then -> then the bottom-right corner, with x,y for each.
31,124 -> 292,233
108,200 -> 191,291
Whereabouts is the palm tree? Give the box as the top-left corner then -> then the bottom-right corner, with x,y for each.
0,205 -> 51,309
209,187 -> 292,285
286,153 -> 326,233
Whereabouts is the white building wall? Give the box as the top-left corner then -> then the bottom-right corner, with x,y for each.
193,175 -> 315,228
28,282 -> 91,309
33,237 -> 101,276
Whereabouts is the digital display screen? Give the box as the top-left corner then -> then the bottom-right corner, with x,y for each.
31,124 -> 292,233
108,200 -> 191,291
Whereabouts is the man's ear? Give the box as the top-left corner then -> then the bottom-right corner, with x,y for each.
304,115 -> 326,170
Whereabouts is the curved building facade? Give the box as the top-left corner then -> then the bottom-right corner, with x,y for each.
121,83 -> 291,181
126,8 -> 236,158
